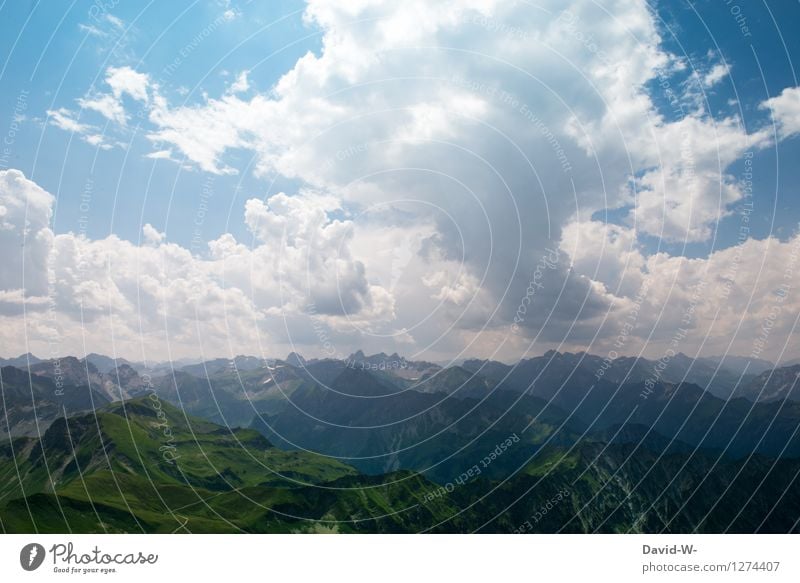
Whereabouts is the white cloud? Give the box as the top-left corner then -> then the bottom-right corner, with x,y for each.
0,170 -> 400,358
229,70 -> 250,94
106,66 -> 150,103
142,223 -> 166,245
241,190 -> 387,317
145,149 -> 173,160
47,66 -> 154,150
83,133 -> 113,150
46,108 -> 115,149
629,115 -> 770,242
78,23 -> 106,38
78,93 -> 127,125
22,1 -> 800,360
104,14 -> 125,30
133,0 -> 783,326
0,170 -> 54,299
762,86 -> 800,139
703,63 -> 730,88
560,217 -> 800,359
46,108 -> 92,134
561,220 -> 645,298
147,94 -> 249,174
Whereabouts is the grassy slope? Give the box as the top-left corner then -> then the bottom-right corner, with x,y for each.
0,397 -> 457,533
2,396 -> 800,533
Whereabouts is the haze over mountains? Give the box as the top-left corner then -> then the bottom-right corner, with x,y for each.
1,348 -> 799,533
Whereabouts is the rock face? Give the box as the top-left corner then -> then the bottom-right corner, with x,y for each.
0,365 -> 110,438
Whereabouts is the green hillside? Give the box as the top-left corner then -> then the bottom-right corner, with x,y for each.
3,393 -> 800,534
0,396 -> 459,533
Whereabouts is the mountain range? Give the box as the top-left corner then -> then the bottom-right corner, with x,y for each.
1,350 -> 799,533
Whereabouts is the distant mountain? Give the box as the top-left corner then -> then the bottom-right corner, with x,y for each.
0,353 -> 43,367
7,350 -> 800,453
463,351 -> 600,399
739,365 -> 800,402
28,356 -> 101,386
249,363 -> 800,475
345,350 -> 440,379
699,354 -> 775,376
461,355 -> 800,458
17,349 -> 780,399
83,353 -> 133,373
0,365 -> 110,438
251,367 -> 580,481
463,350 -> 754,400
411,365 -> 495,396
109,363 -> 148,391
285,352 -> 306,367
122,350 -> 800,477
180,355 -> 266,378
24,356 -> 141,402
3,349 -> 800,533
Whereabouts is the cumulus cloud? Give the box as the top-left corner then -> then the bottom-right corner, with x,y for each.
78,93 -> 127,125
47,66 -> 151,149
561,220 -> 645,298
762,86 -> 800,139
20,1 -> 800,360
47,108 -> 95,137
0,170 -> 54,299
46,107 -> 113,150
241,190 -> 386,317
0,170 -> 399,358
229,71 -> 250,94
628,115 -> 770,242
145,149 -> 173,160
133,0 -> 784,330
106,66 -> 150,103
559,217 -> 800,359
142,223 -> 166,245
703,63 -> 730,88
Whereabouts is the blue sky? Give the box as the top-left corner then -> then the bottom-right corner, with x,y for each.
649,0 -> 800,254
0,0 -> 318,246
0,0 -> 795,251
1,0 -> 799,362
